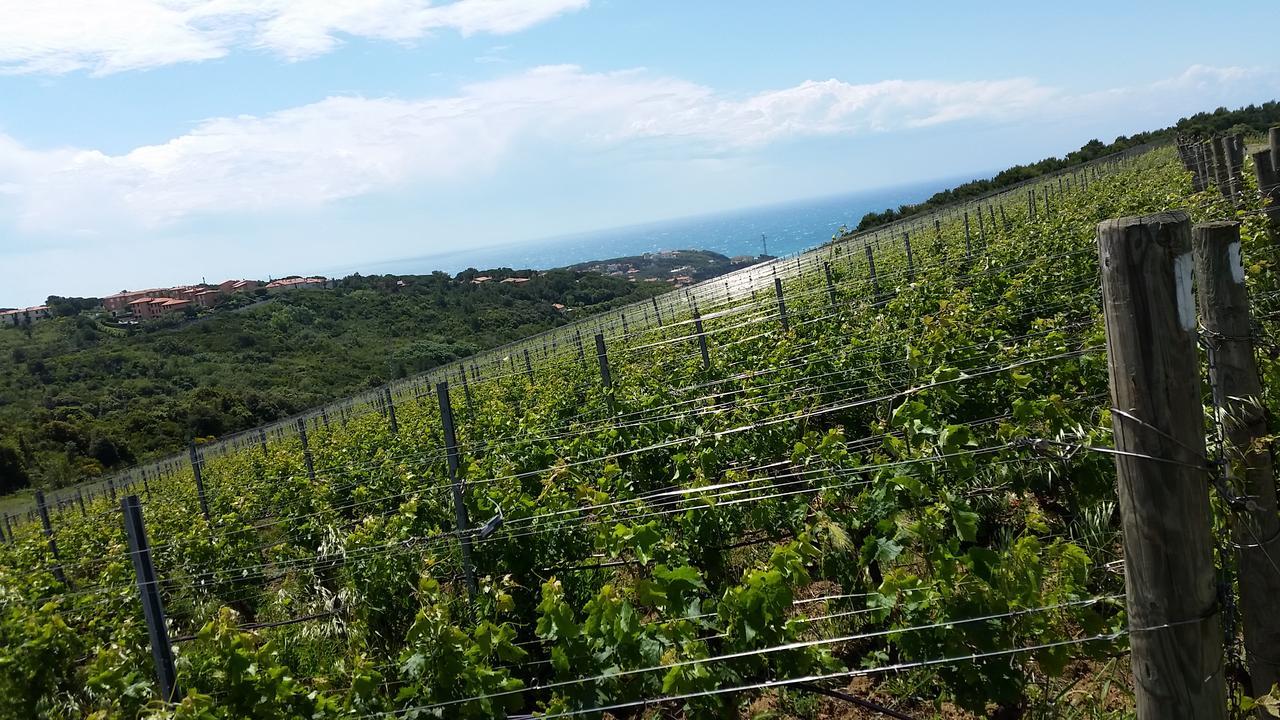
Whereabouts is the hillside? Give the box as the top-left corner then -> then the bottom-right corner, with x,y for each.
3,140 -> 1273,718
564,249 -> 766,283
0,267 -> 679,493
855,101 -> 1280,230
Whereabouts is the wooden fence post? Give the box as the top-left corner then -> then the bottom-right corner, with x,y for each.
436,381 -> 477,599
188,442 -> 210,523
823,262 -> 837,307
1193,220 -> 1280,699
1097,211 -> 1226,719
651,296 -> 662,327
1251,149 -> 1280,229
121,495 -> 180,702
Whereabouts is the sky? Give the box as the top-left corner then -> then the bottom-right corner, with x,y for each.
1,1 -> 1278,307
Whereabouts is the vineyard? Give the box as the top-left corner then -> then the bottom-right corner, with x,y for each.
2,139 -> 1279,719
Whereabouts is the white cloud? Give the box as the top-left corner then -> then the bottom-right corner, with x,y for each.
1,63 -> 1275,238
0,66 -> 1059,232
0,0 -> 589,74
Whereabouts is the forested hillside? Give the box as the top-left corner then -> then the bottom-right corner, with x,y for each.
0,268 -> 669,493
855,102 -> 1280,230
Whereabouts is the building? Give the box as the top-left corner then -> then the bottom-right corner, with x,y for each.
102,289 -> 158,316
128,297 -> 191,320
265,277 -> 327,293
0,305 -> 51,327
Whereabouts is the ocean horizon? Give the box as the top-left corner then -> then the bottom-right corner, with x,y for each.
335,173 -> 981,278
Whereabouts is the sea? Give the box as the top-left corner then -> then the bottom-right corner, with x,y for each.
347,174 -> 978,276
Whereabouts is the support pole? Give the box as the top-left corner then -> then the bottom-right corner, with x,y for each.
865,244 -> 881,303
35,490 -> 68,587
1192,220 -> 1280,698
823,262 -> 836,308
773,277 -> 789,331
188,442 -> 210,523
122,495 -> 180,703
1251,149 -> 1280,229
1097,211 -> 1225,719
595,333 -> 615,414
437,381 -> 476,598
296,419 -> 316,484
902,232 -> 915,282
692,309 -> 711,371
384,387 -> 398,435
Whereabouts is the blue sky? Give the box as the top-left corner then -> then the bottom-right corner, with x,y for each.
1,0 -> 1278,306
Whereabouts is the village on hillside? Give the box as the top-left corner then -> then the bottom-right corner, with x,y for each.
0,276 -> 331,327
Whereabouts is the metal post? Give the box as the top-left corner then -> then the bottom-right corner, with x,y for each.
188,442 -> 210,523
384,387 -> 398,435
692,308 -> 711,371
35,491 -> 68,587
651,296 -> 662,327
903,232 -> 915,282
296,419 -> 316,484
121,495 -> 180,702
1097,211 -> 1226,719
595,333 -> 615,414
437,381 -> 476,598
773,276 -> 789,331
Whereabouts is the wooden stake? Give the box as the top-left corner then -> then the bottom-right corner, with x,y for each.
1193,220 -> 1280,698
1097,211 -> 1225,720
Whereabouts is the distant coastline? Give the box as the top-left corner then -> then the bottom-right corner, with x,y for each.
337,173 -> 980,279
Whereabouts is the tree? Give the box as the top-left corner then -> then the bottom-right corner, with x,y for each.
0,445 -> 29,493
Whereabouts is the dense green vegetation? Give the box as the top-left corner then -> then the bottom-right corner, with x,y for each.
0,267 -> 671,494
855,101 -> 1280,231
564,249 -> 765,283
0,145 -> 1270,719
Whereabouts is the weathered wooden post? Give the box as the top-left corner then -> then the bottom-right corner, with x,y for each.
436,381 -> 476,598
188,442 -> 210,523
1193,220 -> 1280,699
651,296 -> 662,327
77,489 -> 86,516
823,262 -> 837,307
122,495 -> 179,702
1211,137 -> 1231,200
1252,149 -> 1280,228
1097,211 -> 1226,719
523,348 -> 533,382
35,490 -> 68,587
